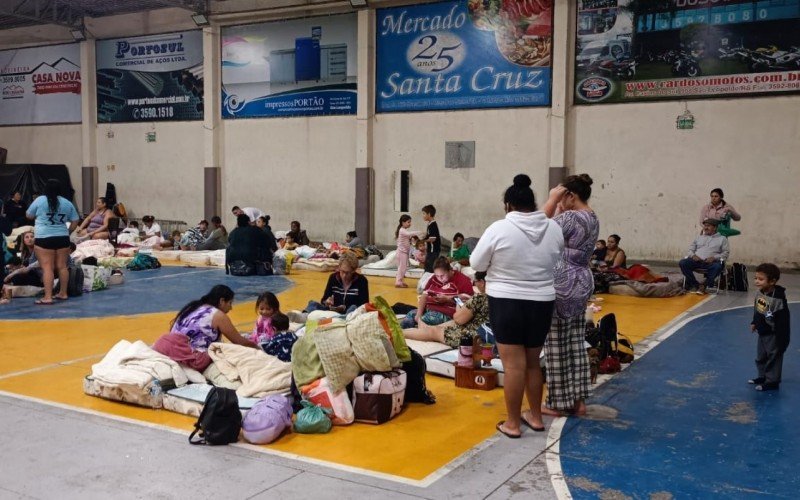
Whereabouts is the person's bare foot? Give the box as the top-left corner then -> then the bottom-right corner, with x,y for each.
0,298 -> 9,305
541,405 -> 569,417
521,410 -> 545,431
573,401 -> 587,416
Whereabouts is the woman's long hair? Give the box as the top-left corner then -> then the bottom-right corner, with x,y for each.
44,179 -> 61,213
16,231 -> 34,262
395,214 -> 412,239
171,285 -> 234,327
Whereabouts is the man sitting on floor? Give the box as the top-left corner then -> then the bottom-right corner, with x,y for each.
679,218 -> 730,294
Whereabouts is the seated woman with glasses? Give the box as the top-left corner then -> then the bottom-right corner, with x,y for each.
305,253 -> 369,315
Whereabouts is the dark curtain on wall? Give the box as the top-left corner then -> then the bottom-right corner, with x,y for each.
0,164 -> 76,208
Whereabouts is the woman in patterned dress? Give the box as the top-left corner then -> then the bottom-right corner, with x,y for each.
541,174 -> 599,417
170,285 -> 258,352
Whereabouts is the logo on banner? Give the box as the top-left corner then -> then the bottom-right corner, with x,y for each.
576,77 -> 613,102
1,84 -> 24,99
28,57 -> 81,95
115,39 -> 185,59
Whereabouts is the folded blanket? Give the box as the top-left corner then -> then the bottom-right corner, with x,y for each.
91,339 -> 189,388
346,312 -> 396,372
313,323 -> 361,393
613,264 -> 668,283
291,331 -> 326,387
152,333 -> 212,371
207,343 -> 291,398
72,240 -> 115,261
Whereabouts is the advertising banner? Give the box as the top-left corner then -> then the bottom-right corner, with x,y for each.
96,30 -> 204,122
575,0 -> 800,104
376,0 -> 553,113
0,43 -> 81,125
221,14 -> 358,118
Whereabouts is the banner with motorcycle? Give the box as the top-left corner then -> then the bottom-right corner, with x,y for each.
96,30 -> 204,122
376,0 -> 553,112
0,43 -> 81,126
575,0 -> 800,104
221,14 -> 358,118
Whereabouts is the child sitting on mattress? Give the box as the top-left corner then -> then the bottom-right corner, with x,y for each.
283,234 -> 298,251
251,291 -> 283,344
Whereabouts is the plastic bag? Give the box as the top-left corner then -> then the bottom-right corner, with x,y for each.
371,296 -> 412,363
293,400 -> 332,434
81,265 -> 112,292
300,377 -> 354,426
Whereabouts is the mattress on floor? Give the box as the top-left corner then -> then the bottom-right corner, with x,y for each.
361,267 -> 425,279
162,383 -> 263,418
150,250 -> 183,261
425,349 -> 505,387
83,375 -> 162,408
208,250 -> 225,267
97,256 -> 133,268
292,258 -> 339,272
179,251 -> 212,265
405,339 -> 451,357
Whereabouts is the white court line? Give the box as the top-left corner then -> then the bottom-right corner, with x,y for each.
126,267 -> 220,283
0,354 -> 103,381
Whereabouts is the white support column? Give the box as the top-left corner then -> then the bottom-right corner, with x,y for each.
355,9 -> 375,242
203,25 -> 223,220
80,39 -> 98,212
548,0 -> 575,186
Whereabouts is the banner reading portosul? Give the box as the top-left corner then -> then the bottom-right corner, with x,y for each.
96,30 -> 204,122
376,0 -> 553,112
221,14 -> 358,118
0,43 -> 81,125
575,0 -> 800,104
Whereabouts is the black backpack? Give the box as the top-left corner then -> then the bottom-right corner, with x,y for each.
56,265 -> 84,297
596,313 -> 619,360
189,387 -> 242,445
401,349 -> 436,404
727,263 -> 748,292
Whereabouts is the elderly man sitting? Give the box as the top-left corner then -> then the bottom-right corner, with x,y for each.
679,218 -> 730,294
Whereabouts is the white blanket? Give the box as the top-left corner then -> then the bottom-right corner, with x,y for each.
72,239 -> 115,261
207,343 -> 291,398
91,340 -> 189,388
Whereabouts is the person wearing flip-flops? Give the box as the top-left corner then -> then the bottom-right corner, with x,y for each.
25,179 -> 79,305
470,174 -> 564,439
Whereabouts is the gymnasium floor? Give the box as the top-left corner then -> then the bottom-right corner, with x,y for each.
0,265 -> 796,499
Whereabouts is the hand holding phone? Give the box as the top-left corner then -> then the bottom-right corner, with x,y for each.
454,297 -> 464,308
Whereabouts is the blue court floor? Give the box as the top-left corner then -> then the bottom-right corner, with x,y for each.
561,303 -> 799,499
2,267 -> 292,319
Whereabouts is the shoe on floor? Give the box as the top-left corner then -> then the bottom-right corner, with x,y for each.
748,377 -> 765,385
755,382 -> 780,391
695,285 -> 707,295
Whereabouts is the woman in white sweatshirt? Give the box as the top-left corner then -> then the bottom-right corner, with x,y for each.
470,174 -> 564,438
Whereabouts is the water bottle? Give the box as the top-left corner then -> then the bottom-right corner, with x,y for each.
149,380 -> 163,409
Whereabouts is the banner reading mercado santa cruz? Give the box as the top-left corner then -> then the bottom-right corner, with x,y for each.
0,43 -> 81,125
377,0 -> 553,112
575,0 -> 800,104
96,30 -> 204,122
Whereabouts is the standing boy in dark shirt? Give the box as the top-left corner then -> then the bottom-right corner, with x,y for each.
749,263 -> 790,391
422,204 -> 440,273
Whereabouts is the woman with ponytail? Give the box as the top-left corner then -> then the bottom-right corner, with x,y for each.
470,174 -> 564,438
541,174 -> 599,417
25,179 -> 79,304
169,285 -> 257,352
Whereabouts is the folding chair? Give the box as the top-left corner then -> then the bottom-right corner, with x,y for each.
683,258 -> 725,295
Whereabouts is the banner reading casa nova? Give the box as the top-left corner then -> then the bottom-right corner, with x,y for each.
575,0 -> 800,104
96,31 -> 204,122
377,0 -> 553,112
222,14 -> 358,118
0,43 -> 81,125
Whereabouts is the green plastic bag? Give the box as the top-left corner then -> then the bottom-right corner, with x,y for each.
293,401 -> 332,434
717,214 -> 741,238
372,295 -> 412,363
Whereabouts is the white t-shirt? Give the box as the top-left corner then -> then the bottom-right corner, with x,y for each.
241,207 -> 264,222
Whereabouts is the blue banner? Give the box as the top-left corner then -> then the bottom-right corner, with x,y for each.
222,14 -> 357,118
376,0 -> 553,112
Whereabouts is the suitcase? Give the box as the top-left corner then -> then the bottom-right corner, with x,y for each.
350,370 -> 406,424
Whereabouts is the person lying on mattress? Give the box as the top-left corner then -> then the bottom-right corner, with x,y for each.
402,257 -> 474,328
404,272 -> 488,348
304,253 -> 369,315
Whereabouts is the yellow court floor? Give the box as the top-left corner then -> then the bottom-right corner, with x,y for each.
0,268 -> 706,482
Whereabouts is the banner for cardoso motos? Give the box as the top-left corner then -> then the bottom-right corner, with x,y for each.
575,0 -> 800,104
377,0 -> 553,112
96,30 -> 204,122
0,43 -> 81,125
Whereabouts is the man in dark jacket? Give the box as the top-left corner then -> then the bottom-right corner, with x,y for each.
226,214 -> 272,275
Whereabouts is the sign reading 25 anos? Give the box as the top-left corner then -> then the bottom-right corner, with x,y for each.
376,0 -> 553,112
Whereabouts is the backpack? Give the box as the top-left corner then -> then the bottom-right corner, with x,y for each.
57,265 -> 84,297
596,313 -> 618,360
726,263 -> 748,292
242,395 -> 293,445
401,349 -> 436,404
126,253 -> 161,271
189,387 -> 242,445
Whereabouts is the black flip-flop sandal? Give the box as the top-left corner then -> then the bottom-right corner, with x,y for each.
496,421 -> 521,439
521,413 -> 546,432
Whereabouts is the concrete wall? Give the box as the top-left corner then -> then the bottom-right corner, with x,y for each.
0,125 -> 83,204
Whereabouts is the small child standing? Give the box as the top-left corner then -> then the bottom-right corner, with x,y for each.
395,214 -> 424,288
252,292 -> 282,344
422,205 -> 441,273
749,263 -> 790,391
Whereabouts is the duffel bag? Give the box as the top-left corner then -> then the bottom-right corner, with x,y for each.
350,370 -> 406,424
